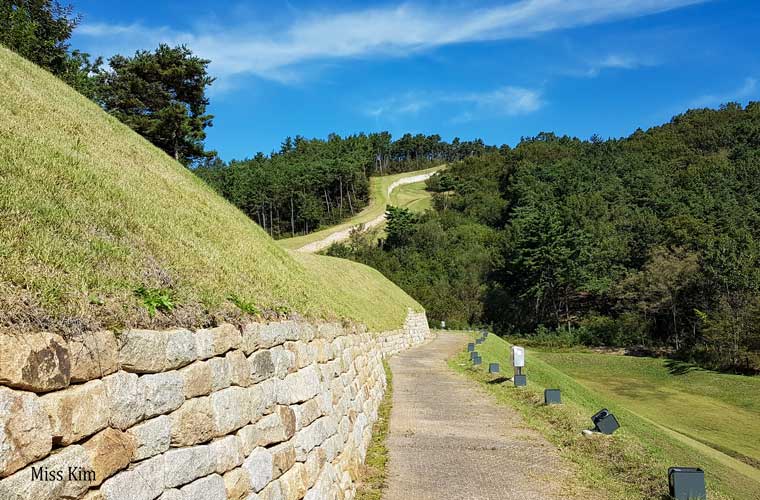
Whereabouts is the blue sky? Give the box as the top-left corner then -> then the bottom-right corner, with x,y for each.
70,0 -> 760,161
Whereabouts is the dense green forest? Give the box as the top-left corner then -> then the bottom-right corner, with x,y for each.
329,104 -> 760,372
195,133 -> 491,237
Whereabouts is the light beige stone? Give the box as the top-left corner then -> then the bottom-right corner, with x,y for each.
0,331 -> 70,392
270,346 -> 295,379
294,417 -> 338,461
304,448 -> 326,488
242,447 -> 272,493
165,329 -> 196,369
103,371 -> 145,430
170,396 -> 214,446
279,462 -> 308,500
68,330 -> 118,383
208,356 -> 232,391
257,479 -> 282,500
223,467 -> 252,500
292,397 -> 323,432
285,341 -> 316,369
117,329 -> 167,373
276,365 -> 320,405
270,442 -> 296,480
194,329 -> 215,360
83,427 -> 135,486
180,473 -> 226,500
40,379 -> 109,445
304,463 -> 340,500
209,435 -> 244,474
179,360 -> 212,398
157,490 -> 184,500
140,371 -> 184,418
244,406 -> 295,448
227,350 -> 251,387
127,415 -> 170,461
164,445 -> 214,489
0,387 -> 52,477
211,386 -> 249,436
0,445 -> 92,500
100,454 -> 164,500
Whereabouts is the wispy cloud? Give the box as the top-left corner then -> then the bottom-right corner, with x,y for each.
689,77 -> 758,108
365,85 -> 544,122
76,0 -> 707,87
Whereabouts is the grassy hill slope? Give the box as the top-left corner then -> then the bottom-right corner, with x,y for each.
0,46 -> 421,335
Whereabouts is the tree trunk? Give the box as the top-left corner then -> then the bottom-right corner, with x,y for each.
339,177 -> 344,218
290,196 -> 295,237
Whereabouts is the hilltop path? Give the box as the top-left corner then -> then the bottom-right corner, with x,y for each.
278,165 -> 443,253
383,332 -> 582,500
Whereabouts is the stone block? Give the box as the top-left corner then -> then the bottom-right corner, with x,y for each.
83,427 -> 135,486
179,361 -> 212,399
270,346 -> 295,379
40,379 -> 109,445
279,462 -> 308,500
227,350 -> 251,387
304,463 -> 339,500
223,467 -> 252,500
127,415 -> 170,461
209,324 -> 243,355
304,448 -> 326,488
0,331 -> 70,392
295,417 -> 338,462
140,371 -> 184,419
170,396 -> 214,446
211,386 -> 249,436
276,365 -> 320,405
244,406 -> 296,448
248,350 -> 275,384
164,445 -> 214,489
180,473 -> 226,500
209,435 -> 244,474
257,479 -> 282,500
208,356 -> 232,392
165,329 -> 196,370
270,442 -> 296,480
117,329 -> 167,373
100,454 -> 164,500
0,445 -> 92,500
292,398 -> 322,432
194,329 -> 214,360
68,330 -> 118,383
157,490 -> 183,500
0,387 -> 52,477
103,371 -> 144,430
242,447 -> 272,493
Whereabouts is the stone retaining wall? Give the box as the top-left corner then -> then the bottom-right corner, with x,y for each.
0,310 -> 430,500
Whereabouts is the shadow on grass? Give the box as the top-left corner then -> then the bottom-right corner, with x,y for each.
664,359 -> 700,375
486,376 -> 511,385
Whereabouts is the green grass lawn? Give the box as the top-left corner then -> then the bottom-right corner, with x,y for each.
387,180 -> 433,213
0,45 -> 421,334
278,165 -> 443,251
452,333 -> 760,499
534,352 -> 760,468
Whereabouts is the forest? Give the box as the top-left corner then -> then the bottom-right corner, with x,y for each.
329,103 -> 760,372
195,133 -> 490,237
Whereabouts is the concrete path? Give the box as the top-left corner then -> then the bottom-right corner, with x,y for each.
383,332 -> 581,500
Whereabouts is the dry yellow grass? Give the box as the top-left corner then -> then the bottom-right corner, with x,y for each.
0,45 -> 421,334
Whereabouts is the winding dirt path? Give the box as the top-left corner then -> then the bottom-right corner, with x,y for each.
383,332 -> 582,500
296,171 -> 437,253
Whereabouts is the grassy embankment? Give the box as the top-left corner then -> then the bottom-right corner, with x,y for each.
0,45 -> 421,335
451,333 -> 760,500
387,180 -> 433,213
278,165 -> 443,251
355,360 -> 394,500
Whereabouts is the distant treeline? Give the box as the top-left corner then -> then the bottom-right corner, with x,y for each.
330,103 -> 760,372
195,133 -> 493,238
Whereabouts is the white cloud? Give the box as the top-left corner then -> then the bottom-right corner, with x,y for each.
76,0 -> 707,86
689,77 -> 758,108
365,85 -> 544,122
